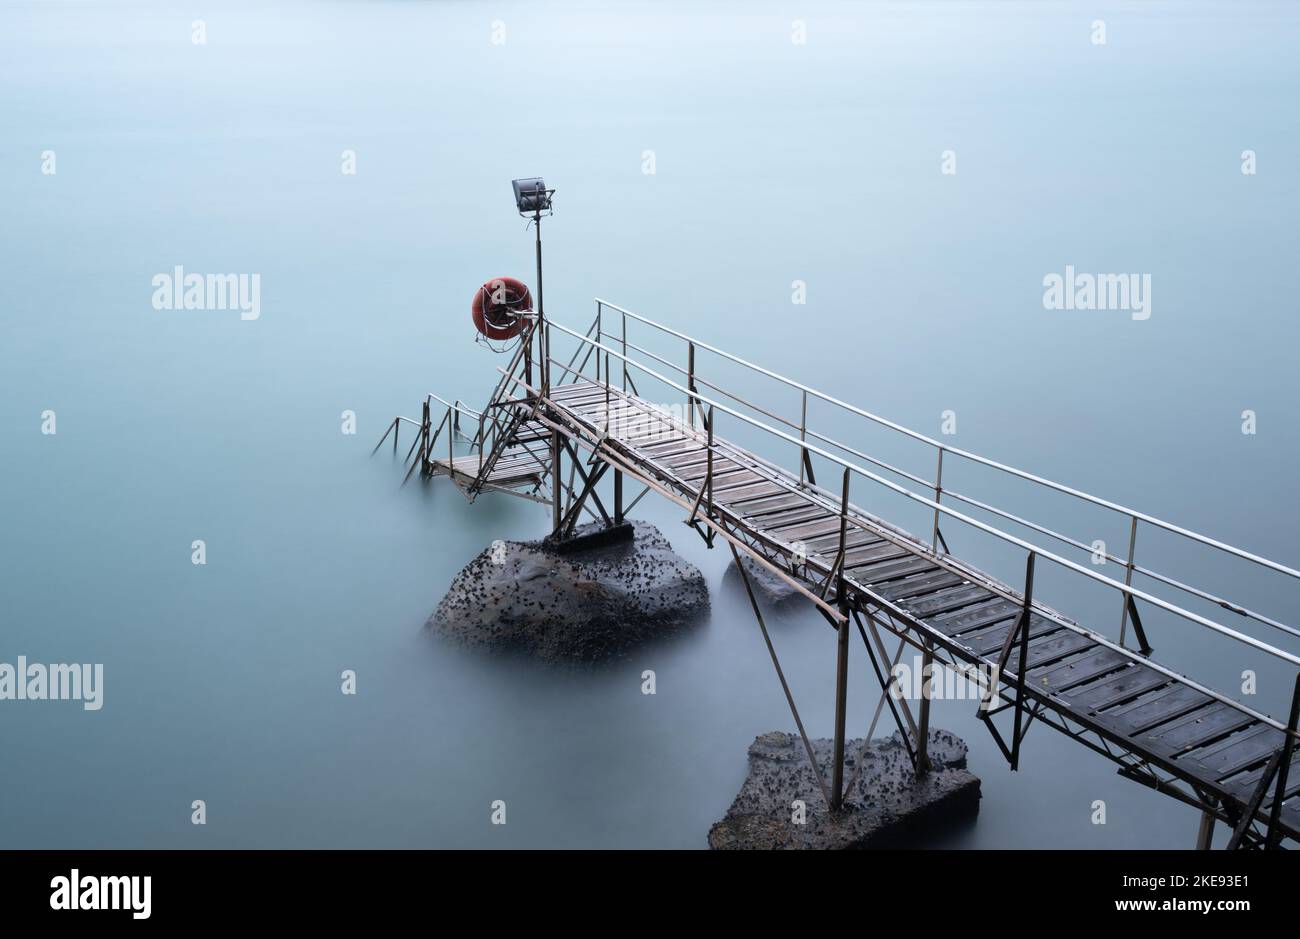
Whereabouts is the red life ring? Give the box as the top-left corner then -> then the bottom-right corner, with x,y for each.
471,276 -> 532,340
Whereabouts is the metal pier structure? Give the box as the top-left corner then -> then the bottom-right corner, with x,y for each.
377,299 -> 1300,850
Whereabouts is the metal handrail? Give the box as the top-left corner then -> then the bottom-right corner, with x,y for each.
547,318 -> 1300,673
595,298 -> 1300,583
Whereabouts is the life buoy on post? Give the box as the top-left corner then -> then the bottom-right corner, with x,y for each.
471,276 -> 532,341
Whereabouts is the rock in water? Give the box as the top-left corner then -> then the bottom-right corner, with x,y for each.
428,520 -> 709,664
708,729 -> 980,849
723,554 -> 806,610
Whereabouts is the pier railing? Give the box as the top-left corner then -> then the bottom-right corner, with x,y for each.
533,300 -> 1300,738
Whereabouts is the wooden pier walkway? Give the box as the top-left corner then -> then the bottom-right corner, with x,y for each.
381,299 -> 1300,850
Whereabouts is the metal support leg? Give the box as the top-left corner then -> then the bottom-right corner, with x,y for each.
1196,810 -> 1216,850
421,400 -> 430,476
614,469 -> 624,525
551,427 -> 562,532
727,540 -> 832,809
831,601 -> 850,812
1266,673 -> 1300,848
916,641 -> 934,776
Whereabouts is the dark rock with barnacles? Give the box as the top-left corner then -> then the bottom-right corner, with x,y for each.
428,520 -> 709,664
723,554 -> 807,610
707,728 -> 980,849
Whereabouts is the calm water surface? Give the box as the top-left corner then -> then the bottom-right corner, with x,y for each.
2,0 -> 1298,848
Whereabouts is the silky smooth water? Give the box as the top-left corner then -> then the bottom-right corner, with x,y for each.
2,0 -> 1298,848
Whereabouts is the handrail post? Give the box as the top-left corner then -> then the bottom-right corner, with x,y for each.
798,390 -> 809,486
687,341 -> 696,429
836,467 -> 850,596
1119,515 -> 1138,647
543,319 -> 551,398
705,405 -> 715,540
931,447 -> 945,552
621,311 -> 628,393
595,301 -> 603,384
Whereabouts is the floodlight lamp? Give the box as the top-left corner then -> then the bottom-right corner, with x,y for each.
511,177 -> 553,215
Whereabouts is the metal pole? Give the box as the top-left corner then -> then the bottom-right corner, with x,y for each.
1195,810 -> 1216,850
687,342 -> 696,429
916,640 -> 933,776
931,447 -> 945,552
595,301 -> 602,384
830,467 -> 851,810
551,428 -> 562,533
621,311 -> 627,393
614,469 -> 624,525
421,400 -> 430,475
524,321 -> 533,393
1010,551 -> 1036,771
534,210 -> 547,397
798,390 -> 808,486
831,601 -> 850,812
604,352 -> 611,436
1266,673 -> 1300,848
705,406 -> 715,541
1119,515 -> 1138,647
727,539 -> 833,809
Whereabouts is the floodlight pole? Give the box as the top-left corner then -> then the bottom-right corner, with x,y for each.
534,208 -> 547,397
532,206 -> 562,531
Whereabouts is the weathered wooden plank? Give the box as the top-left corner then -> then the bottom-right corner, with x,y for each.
639,438 -> 703,457
805,528 -> 882,554
714,481 -> 788,504
748,505 -> 831,531
1185,725 -> 1283,781
547,380 -> 600,397
766,515 -> 844,539
620,425 -> 682,447
958,614 -> 1057,656
931,599 -> 1021,637
902,584 -> 991,619
1098,684 -> 1212,736
801,533 -> 882,560
1061,665 -> 1169,713
1002,629 -> 1095,675
1142,704 -> 1255,756
732,492 -> 812,516
678,463 -> 750,484
1030,647 -> 1129,694
881,570 -> 966,602
839,540 -> 908,569
712,471 -> 775,493
660,450 -> 716,470
849,555 -> 938,585
1228,752 -> 1300,800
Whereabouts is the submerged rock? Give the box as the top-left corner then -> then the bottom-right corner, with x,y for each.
428,520 -> 709,665
708,728 -> 980,849
723,554 -> 807,610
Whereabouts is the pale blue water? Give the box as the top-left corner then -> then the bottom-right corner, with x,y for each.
2,0 -> 1298,848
